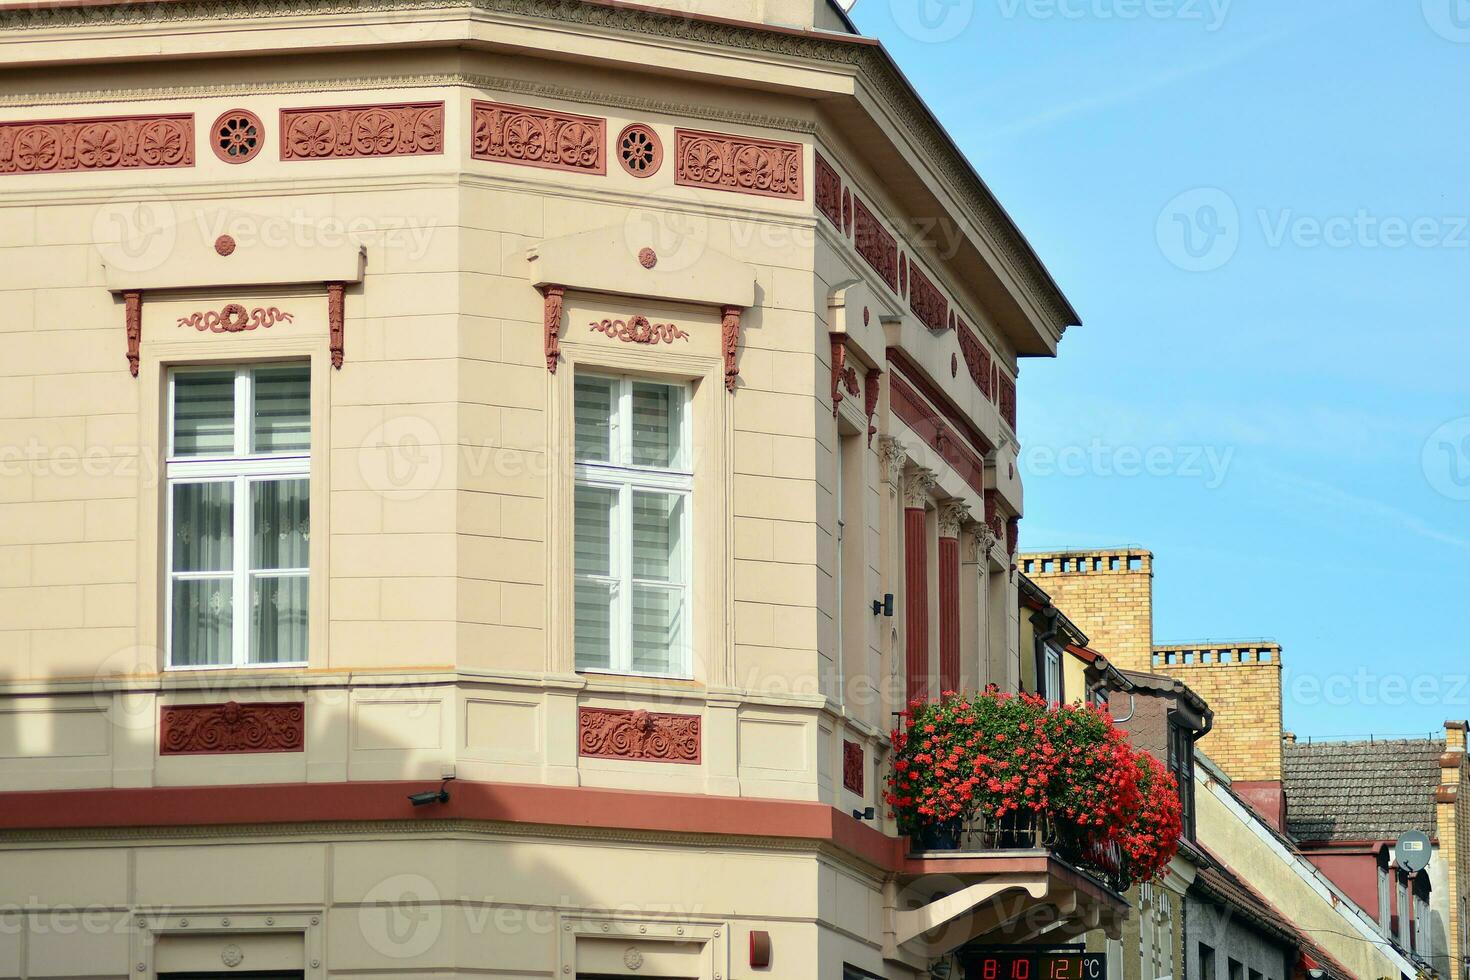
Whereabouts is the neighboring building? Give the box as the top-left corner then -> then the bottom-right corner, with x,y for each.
1196,752 -> 1421,980
1023,547 -> 1427,980
1186,842 -> 1353,980
1021,550 -> 1287,829
1105,669 -> 1212,980
1285,725 -> 1470,978
0,1 -> 1131,978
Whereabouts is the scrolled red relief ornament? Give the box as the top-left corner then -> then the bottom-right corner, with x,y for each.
0,113 -> 193,175
843,739 -> 864,794
281,102 -> 443,160
674,128 -> 802,200
473,100 -> 606,174
176,303 -> 294,333
589,316 -> 689,346
578,707 -> 701,764
160,700 -> 305,755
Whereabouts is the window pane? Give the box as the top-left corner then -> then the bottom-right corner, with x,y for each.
631,382 -> 683,469
574,578 -> 614,671
574,375 -> 615,463
171,578 -> 233,666
251,575 -> 308,664
632,491 -> 684,583
172,482 -> 233,572
632,584 -> 682,675
252,364 -> 311,453
252,479 -> 310,570
172,371 -> 235,456
575,484 -> 615,576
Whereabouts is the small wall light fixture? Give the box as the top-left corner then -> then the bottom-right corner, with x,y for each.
408,776 -> 455,807
871,593 -> 894,617
852,807 -> 876,821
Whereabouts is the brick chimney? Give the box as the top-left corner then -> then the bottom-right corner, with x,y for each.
1019,549 -> 1154,672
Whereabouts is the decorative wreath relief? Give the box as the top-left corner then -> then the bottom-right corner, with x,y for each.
589,316 -> 689,346
617,123 -> 662,178
211,110 -> 263,164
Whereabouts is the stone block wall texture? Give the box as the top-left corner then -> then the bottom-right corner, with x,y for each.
1019,549 -> 1154,672
1152,644 -> 1283,783
1437,721 -> 1470,980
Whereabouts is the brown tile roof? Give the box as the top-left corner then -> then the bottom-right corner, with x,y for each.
1282,738 -> 1443,842
1192,844 -> 1354,980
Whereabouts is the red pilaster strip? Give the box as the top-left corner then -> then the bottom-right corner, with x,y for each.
904,505 -> 930,704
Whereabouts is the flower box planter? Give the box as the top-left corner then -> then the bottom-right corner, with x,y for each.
886,690 -> 1182,889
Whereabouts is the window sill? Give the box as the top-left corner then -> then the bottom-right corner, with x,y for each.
578,669 -> 703,688
163,662 -> 309,672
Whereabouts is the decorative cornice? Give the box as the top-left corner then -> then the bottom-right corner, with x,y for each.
0,0 -> 1074,333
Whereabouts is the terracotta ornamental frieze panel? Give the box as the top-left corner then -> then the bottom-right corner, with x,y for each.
160,701 -> 305,755
578,707 -> 702,764
674,128 -> 803,200
815,151 -> 843,227
908,262 -> 949,333
0,113 -> 193,174
852,196 -> 898,292
955,316 -> 992,399
280,102 -> 444,160
472,100 -> 606,174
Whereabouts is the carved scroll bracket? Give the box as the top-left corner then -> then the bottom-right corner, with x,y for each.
327,282 -> 345,369
541,284 -> 566,374
721,304 -> 744,392
829,332 -> 860,418
864,367 -> 882,445
124,290 -> 142,377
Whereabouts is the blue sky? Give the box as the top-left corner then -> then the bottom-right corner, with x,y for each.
851,0 -> 1470,738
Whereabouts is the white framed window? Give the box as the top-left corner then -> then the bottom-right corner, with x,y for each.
1044,644 -> 1062,703
573,373 -> 692,678
166,363 -> 311,669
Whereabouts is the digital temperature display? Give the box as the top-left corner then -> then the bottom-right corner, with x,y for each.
958,950 -> 1106,980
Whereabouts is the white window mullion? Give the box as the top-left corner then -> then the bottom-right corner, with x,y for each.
619,481 -> 634,675
232,473 -> 249,666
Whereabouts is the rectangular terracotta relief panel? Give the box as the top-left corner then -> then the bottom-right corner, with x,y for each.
814,151 -> 843,227
673,128 -> 803,200
843,740 -> 864,794
0,113 -> 193,174
907,262 -> 948,332
955,315 -> 992,398
471,100 -> 606,175
852,196 -> 898,291
578,707 -> 701,764
160,701 -> 305,755
280,102 -> 444,160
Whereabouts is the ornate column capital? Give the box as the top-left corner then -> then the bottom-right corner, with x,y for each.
902,467 -> 936,510
971,521 -> 999,561
937,499 -> 969,539
878,435 -> 907,487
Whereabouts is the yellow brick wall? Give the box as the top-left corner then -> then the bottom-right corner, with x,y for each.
1151,645 -> 1283,782
1019,549 -> 1154,672
1439,721 -> 1469,980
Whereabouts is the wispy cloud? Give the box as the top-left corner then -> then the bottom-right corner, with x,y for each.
981,30 -> 1290,141
1254,464 -> 1470,553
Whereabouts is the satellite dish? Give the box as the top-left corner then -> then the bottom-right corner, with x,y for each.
1395,831 -> 1432,874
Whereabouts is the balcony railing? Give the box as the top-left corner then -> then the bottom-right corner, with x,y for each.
913,811 -> 1129,893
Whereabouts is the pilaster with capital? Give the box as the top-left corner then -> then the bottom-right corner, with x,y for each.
878,435 -> 907,487
937,500 -> 969,539
901,467 -> 936,511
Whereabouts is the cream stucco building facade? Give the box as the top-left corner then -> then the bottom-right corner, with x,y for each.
0,1 -> 1117,978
